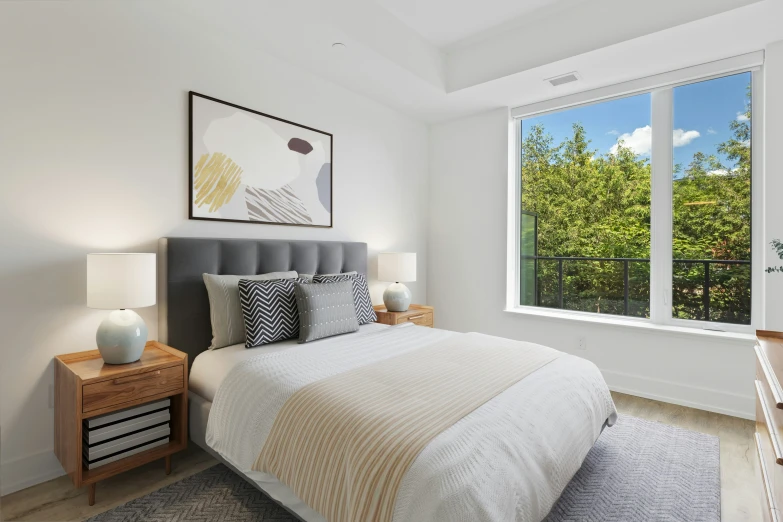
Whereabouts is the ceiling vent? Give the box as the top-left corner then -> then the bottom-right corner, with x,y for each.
546,72 -> 580,87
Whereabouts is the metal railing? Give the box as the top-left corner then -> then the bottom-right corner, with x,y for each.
521,256 -> 750,319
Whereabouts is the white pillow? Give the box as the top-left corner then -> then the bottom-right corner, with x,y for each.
203,271 -> 297,349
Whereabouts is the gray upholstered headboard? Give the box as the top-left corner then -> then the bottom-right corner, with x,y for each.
158,237 -> 368,368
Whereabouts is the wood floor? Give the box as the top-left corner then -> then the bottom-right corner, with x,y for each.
0,391 -> 760,522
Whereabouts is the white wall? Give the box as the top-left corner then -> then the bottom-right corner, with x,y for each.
428,106 -> 760,423
0,2 -> 430,495
764,40 -> 783,329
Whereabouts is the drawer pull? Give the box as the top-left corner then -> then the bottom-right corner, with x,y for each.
756,345 -> 783,407
113,370 -> 161,385
407,315 -> 425,321
756,380 -> 783,464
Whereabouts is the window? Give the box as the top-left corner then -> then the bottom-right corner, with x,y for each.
514,65 -> 759,332
519,93 -> 652,317
671,74 -> 752,325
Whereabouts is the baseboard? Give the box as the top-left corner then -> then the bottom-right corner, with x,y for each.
1,450 -> 65,496
601,368 -> 755,420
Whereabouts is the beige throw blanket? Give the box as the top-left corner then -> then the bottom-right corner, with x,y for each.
253,332 -> 562,522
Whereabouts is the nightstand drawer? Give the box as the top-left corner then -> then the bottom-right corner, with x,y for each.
403,312 -> 433,327
374,304 -> 434,328
83,366 -> 184,413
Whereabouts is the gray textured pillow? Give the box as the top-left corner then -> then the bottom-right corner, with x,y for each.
312,273 -> 377,325
298,270 -> 357,283
203,271 -> 298,349
295,281 -> 359,343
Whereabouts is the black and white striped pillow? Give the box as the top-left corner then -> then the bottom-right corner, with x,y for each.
312,273 -> 377,325
238,277 -> 308,347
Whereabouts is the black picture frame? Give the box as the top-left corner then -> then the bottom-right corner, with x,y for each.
188,91 -> 333,228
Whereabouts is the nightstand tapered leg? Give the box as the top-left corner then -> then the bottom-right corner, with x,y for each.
165,455 -> 171,475
88,483 -> 96,506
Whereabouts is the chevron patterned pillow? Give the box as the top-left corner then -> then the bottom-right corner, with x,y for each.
238,277 -> 308,347
203,271 -> 299,350
312,273 -> 377,325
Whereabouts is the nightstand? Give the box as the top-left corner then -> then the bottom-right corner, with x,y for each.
54,341 -> 188,505
373,304 -> 434,328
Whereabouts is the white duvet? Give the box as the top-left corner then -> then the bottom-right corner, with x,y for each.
206,324 -> 617,522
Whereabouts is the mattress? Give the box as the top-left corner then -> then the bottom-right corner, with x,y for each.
189,322 -> 389,401
205,323 -> 617,522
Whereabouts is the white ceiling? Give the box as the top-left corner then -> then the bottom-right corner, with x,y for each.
175,0 -> 782,124
372,0 -> 573,48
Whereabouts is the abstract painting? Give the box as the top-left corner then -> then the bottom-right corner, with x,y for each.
189,92 -> 332,227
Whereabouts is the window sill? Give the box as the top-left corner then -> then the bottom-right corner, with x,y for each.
503,306 -> 756,342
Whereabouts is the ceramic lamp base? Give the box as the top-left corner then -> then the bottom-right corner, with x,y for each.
96,309 -> 148,364
383,282 -> 412,312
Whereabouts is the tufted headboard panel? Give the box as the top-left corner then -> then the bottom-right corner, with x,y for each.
158,237 -> 368,368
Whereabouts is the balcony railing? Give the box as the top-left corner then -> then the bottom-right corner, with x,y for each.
520,256 -> 751,323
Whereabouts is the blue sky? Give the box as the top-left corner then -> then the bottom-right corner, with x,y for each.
521,72 -> 751,172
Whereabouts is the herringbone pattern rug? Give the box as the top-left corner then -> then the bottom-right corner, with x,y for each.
87,465 -> 299,522
89,415 -> 719,521
545,415 -> 720,522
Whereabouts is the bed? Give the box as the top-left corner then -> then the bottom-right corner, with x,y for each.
159,237 -> 617,522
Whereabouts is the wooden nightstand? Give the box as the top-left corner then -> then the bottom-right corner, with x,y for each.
373,304 -> 434,328
54,341 -> 188,505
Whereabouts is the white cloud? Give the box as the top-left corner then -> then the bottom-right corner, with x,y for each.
707,127 -> 717,135
606,129 -> 619,136
673,129 -> 701,147
610,126 -> 651,155
736,112 -> 749,122
708,168 -> 738,176
610,126 -> 700,155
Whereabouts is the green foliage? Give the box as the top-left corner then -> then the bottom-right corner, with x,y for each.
771,239 -> 783,259
766,239 -> 783,273
520,91 -> 751,324
521,123 -> 651,260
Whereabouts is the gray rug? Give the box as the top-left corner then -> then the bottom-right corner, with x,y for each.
89,415 -> 720,522
544,415 -> 720,522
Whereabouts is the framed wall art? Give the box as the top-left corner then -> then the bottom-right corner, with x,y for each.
189,91 -> 333,227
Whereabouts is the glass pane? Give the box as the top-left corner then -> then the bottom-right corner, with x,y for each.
520,211 -> 537,306
562,260 -> 624,314
672,73 -> 751,325
520,93 -> 651,317
628,260 -> 651,318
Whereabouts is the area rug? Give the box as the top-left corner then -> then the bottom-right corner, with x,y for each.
88,415 -> 720,522
544,415 -> 720,522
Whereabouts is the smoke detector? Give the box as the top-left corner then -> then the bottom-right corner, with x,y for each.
546,72 -> 580,87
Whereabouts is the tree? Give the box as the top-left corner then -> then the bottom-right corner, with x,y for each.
670,87 -> 751,323
520,87 -> 751,323
521,123 -> 651,315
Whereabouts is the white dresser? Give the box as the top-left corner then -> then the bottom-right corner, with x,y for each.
755,330 -> 783,522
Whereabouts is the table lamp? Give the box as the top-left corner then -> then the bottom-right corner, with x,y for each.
378,252 -> 416,312
87,253 -> 156,364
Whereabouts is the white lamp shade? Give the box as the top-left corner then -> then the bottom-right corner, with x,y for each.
87,253 -> 156,309
378,252 -> 416,283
